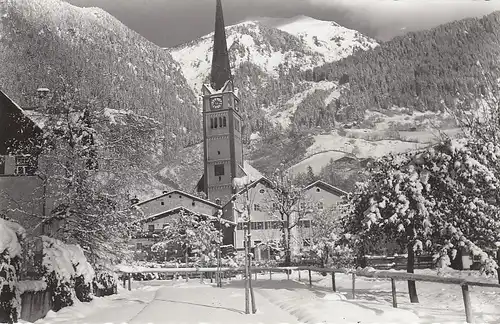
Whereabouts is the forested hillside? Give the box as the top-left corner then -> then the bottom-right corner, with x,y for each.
0,0 -> 201,158
305,10 -> 500,122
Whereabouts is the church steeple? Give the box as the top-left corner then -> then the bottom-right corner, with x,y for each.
210,0 -> 232,91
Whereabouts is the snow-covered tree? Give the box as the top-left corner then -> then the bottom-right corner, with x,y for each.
263,168 -> 314,266
6,89 -> 162,265
151,211 -> 221,266
308,207 -> 354,269
345,139 -> 500,303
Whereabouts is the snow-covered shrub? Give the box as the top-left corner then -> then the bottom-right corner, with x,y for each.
0,219 -> 25,324
93,270 -> 118,297
42,236 -> 95,310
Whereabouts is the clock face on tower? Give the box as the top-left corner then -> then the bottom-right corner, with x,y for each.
210,97 -> 223,110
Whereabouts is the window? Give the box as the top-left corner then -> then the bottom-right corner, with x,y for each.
303,239 -> 311,247
219,117 -> 223,128
272,202 -> 278,210
303,220 -> 311,228
136,242 -> 143,249
217,150 -> 221,155
161,201 -> 164,205
15,156 -> 31,175
255,222 -> 264,230
148,225 -> 155,232
214,164 -> 224,176
0,156 -> 4,175
234,119 -> 240,131
300,202 -> 306,209
316,188 -> 321,192
259,189 -> 265,194
223,116 -> 227,127
250,222 -> 256,230
254,204 -> 261,211
192,201 -> 195,206
214,117 -> 218,128
237,223 -> 244,230
317,202 -> 324,210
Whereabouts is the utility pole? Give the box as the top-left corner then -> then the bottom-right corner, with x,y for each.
245,183 -> 257,314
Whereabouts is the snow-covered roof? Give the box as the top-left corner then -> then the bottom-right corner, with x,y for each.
241,161 -> 264,181
304,180 -> 349,197
0,90 -> 45,130
137,206 -> 235,225
133,189 -> 221,208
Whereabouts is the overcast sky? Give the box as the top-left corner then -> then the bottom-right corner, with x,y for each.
67,0 -> 500,48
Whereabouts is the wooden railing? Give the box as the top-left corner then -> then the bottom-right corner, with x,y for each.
118,266 -> 500,323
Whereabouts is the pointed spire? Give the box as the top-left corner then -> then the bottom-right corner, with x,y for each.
210,0 -> 232,91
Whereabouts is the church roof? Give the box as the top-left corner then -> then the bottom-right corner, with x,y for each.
210,0 -> 232,91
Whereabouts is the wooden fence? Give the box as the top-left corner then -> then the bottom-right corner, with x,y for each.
118,266 -> 500,323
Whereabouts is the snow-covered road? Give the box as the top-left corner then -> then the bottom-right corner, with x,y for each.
32,270 -> 500,324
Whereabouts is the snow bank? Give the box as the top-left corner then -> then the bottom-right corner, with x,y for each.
42,236 -> 95,283
16,280 -> 47,294
0,218 -> 26,258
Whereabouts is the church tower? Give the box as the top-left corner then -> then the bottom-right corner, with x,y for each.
200,0 -> 244,204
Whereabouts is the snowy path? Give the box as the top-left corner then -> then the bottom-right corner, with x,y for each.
35,280 -> 300,324
33,272 -> 500,324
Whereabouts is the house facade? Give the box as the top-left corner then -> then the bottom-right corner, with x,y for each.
0,90 -> 47,235
221,178 -> 350,261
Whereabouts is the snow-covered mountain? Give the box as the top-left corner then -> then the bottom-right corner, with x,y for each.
170,15 -> 377,101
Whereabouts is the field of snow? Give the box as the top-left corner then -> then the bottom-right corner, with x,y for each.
30,269 -> 500,324
289,109 -> 462,175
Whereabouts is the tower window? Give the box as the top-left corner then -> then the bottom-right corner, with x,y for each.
219,117 -> 223,128
234,119 -> 240,132
161,201 -> 164,205
217,150 -> 221,155
223,116 -> 227,127
0,156 -> 4,175
214,117 -> 218,128
210,118 -> 214,129
214,164 -> 224,176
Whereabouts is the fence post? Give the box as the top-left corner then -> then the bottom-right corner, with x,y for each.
461,284 -> 472,323
122,274 -> 126,288
269,270 -> 272,280
331,272 -> 336,292
391,278 -> 397,308
255,271 -> 257,280
351,273 -> 355,299
298,270 -> 301,281
127,273 -> 131,291
308,269 -> 312,288
287,269 -> 290,280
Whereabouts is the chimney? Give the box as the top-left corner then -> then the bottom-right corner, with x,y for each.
36,88 -> 50,112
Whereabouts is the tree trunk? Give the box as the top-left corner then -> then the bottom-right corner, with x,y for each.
407,243 -> 419,303
285,221 -> 292,266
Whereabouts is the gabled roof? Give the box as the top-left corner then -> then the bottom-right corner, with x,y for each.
138,206 -> 235,225
223,176 -> 274,208
0,90 -> 43,155
304,180 -> 349,197
133,189 -> 221,209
